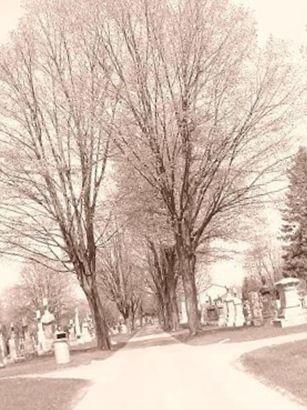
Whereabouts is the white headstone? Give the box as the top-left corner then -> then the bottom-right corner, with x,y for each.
225,294 -> 235,327
233,297 -> 245,327
75,308 -> 81,339
180,300 -> 188,324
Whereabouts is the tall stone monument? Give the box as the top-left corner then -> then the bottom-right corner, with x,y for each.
8,325 -> 18,362
233,296 -> 245,327
260,279 -> 276,321
22,319 -> 35,357
0,327 -> 6,367
36,310 -> 45,354
74,307 -> 82,340
41,298 -> 56,352
216,298 -> 227,327
225,293 -> 236,327
243,300 -> 252,326
180,300 -> 188,324
81,319 -> 92,343
248,291 -> 264,326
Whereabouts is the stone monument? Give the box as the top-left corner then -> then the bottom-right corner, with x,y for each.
248,291 -> 264,326
22,319 -> 36,357
68,319 -> 77,345
243,300 -> 252,326
225,293 -> 236,327
121,322 -> 128,334
74,307 -> 82,340
36,310 -> 45,354
216,299 -> 227,327
81,319 -> 92,343
41,298 -> 56,352
8,325 -> 18,362
206,305 -> 218,324
273,277 -> 307,328
0,327 -> 6,367
180,300 -> 188,324
200,302 -> 209,325
260,279 -> 276,321
233,296 -> 245,327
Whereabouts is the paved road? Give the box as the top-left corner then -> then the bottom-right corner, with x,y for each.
43,328 -> 307,410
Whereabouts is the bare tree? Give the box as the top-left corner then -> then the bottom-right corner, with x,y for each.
244,237 -> 283,287
97,0 -> 302,333
98,232 -> 141,331
0,1 -> 117,349
146,240 -> 179,331
1,262 -> 78,327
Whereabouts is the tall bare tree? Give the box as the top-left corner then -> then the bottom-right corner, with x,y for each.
98,232 -> 141,331
146,240 -> 179,331
97,0 -> 302,333
0,1 -> 117,349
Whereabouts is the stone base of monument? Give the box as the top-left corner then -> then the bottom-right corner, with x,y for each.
273,311 -> 307,328
273,278 -> 307,328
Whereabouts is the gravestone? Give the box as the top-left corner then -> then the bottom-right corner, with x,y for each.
121,323 -> 128,334
260,285 -> 276,321
233,296 -> 245,327
36,310 -> 45,354
180,300 -> 188,324
68,320 -> 77,345
225,293 -> 236,327
243,300 -> 252,326
207,305 -> 218,324
200,303 -> 209,325
216,299 -> 227,327
23,330 -> 36,357
273,277 -> 307,327
8,326 -> 18,362
41,299 -> 56,352
74,308 -> 82,340
0,329 -> 6,367
0,327 -> 7,359
248,291 -> 264,326
81,320 -> 92,343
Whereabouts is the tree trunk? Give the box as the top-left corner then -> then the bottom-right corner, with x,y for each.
85,283 -> 111,350
168,282 -> 180,331
139,305 -> 144,328
162,245 -> 180,331
158,304 -> 166,328
130,313 -> 136,332
178,249 -> 200,335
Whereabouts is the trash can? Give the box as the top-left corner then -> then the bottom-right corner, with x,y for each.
54,332 -> 70,365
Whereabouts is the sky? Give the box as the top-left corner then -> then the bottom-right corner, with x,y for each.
0,0 -> 306,290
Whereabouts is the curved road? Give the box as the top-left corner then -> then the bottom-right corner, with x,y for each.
42,328 -> 307,410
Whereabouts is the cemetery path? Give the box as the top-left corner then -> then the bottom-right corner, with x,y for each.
34,328 -> 307,410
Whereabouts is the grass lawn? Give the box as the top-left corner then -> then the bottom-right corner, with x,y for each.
0,333 -> 132,410
241,339 -> 307,406
0,333 -> 131,378
0,377 -> 90,410
176,323 -> 307,345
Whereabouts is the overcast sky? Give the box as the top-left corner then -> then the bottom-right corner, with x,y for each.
0,0 -> 305,290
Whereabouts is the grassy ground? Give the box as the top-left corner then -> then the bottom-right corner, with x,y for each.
124,323 -> 307,350
241,339 -> 307,406
176,323 -> 307,345
0,333 -> 132,410
0,377 -> 90,410
0,333 -> 131,378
